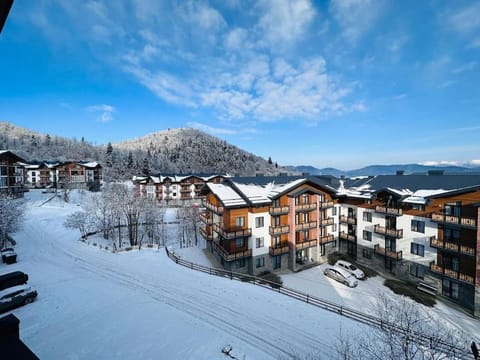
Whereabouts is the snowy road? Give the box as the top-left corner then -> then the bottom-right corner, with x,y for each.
3,192 -> 358,359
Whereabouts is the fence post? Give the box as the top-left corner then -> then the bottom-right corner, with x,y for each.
306,294 -> 309,304
230,271 -> 233,280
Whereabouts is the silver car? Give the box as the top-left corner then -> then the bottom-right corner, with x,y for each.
334,260 -> 365,279
324,266 -> 358,287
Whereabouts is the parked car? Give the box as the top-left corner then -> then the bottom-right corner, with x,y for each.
324,266 -> 358,287
1,248 -> 17,264
0,284 -> 38,314
0,271 -> 29,291
334,260 -> 365,279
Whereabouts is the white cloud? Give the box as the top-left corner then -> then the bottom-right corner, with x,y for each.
448,3 -> 480,35
330,0 -> 386,43
186,122 -> 238,135
256,0 -> 316,46
451,61 -> 477,74
86,104 -> 116,123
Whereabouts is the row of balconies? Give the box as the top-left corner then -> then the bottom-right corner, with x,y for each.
339,215 -> 356,225
429,263 -> 474,285
373,224 -> 403,238
202,199 -> 224,215
431,213 -> 477,228
212,223 -> 251,239
375,205 -> 403,216
212,241 -> 252,262
429,236 -> 475,256
268,201 -> 334,216
373,244 -> 403,260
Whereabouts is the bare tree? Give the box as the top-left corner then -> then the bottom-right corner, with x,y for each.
0,194 -> 25,248
64,211 -> 94,239
178,203 -> 201,248
335,293 -> 469,360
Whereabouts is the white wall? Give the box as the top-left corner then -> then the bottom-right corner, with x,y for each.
248,211 -> 270,256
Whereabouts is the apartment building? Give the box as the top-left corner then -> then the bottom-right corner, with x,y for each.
23,162 -> 57,188
133,174 -> 226,202
54,161 -> 102,190
336,172 -> 480,317
200,176 -> 339,275
0,150 -> 25,196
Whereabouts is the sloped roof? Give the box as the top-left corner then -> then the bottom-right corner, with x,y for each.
207,183 -> 247,207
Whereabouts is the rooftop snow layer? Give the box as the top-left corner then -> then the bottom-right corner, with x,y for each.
207,183 -> 247,207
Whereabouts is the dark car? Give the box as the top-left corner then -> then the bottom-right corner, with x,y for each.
0,285 -> 38,314
1,248 -> 17,264
0,271 -> 29,291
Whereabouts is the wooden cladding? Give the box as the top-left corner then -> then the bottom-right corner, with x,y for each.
430,237 -> 475,256
213,223 -> 251,239
339,215 -> 356,225
431,213 -> 477,228
339,232 -> 356,242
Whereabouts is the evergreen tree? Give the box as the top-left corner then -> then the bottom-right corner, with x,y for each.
268,156 -> 272,165
142,156 -> 150,176
106,142 -> 113,167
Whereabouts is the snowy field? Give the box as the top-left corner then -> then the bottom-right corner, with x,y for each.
2,190 -> 479,359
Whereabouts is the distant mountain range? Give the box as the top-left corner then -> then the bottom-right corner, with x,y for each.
286,164 -> 480,177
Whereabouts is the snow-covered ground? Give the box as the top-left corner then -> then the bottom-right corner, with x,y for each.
3,190 -> 478,359
3,190 -> 364,359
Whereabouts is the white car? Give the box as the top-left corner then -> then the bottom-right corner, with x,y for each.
324,266 -> 358,287
334,260 -> 365,279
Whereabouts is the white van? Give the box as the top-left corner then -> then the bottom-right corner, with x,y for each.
334,260 -> 365,279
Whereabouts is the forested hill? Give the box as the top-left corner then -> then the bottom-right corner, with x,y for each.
0,122 -> 283,179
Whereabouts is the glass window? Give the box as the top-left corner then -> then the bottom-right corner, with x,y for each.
235,216 -> 245,227
256,237 -> 264,248
235,238 -> 244,248
255,217 -> 264,228
363,212 -> 372,222
363,230 -> 372,241
410,243 -> 425,257
273,255 -> 281,269
255,257 -> 265,268
411,220 -> 425,233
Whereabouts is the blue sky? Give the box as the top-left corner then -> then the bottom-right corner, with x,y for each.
0,0 -> 479,170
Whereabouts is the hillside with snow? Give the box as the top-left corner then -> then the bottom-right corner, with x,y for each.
3,190 -> 478,359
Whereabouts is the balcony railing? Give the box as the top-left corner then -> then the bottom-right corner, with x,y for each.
374,224 -> 403,238
318,217 -> 334,227
374,244 -> 402,260
213,223 -> 251,239
269,225 -> 290,235
319,234 -> 335,244
339,232 -> 356,242
199,227 -> 213,241
339,215 -> 357,225
429,263 -> 475,284
375,205 -> 403,216
295,221 -> 317,231
202,199 -> 224,215
430,237 -> 475,256
319,200 -> 334,209
295,203 -> 317,212
295,239 -> 317,250
181,187 -> 192,193
199,213 -> 212,225
269,244 -> 290,256
269,205 -> 290,215
431,213 -> 477,228
212,241 -> 252,262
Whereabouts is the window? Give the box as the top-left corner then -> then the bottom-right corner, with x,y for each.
442,279 -> 459,300
256,237 -> 264,248
236,258 -> 246,268
363,230 -> 372,241
235,216 -> 245,227
362,249 -> 372,259
332,223 -> 337,232
235,238 -> 245,248
302,194 -> 309,204
363,211 -> 372,222
255,216 -> 264,228
256,257 -> 265,268
273,216 -> 280,226
273,255 -> 281,269
409,263 -> 425,279
332,207 -> 337,216
295,196 -> 299,205
410,243 -> 425,257
411,220 -> 425,233
444,228 -> 460,242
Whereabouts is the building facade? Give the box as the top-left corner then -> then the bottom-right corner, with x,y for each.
0,150 -> 25,196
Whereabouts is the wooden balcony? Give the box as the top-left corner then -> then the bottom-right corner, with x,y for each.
181,187 -> 192,193
374,244 -> 402,260
374,224 -> 403,238
295,239 -> 317,250
199,227 -> 213,241
295,203 -> 317,212
431,213 -> 477,228
319,217 -> 334,227
319,200 -> 334,209
339,231 -> 356,242
269,225 -> 290,235
269,205 -> 290,215
199,212 -> 212,225
319,234 -> 335,244
269,244 -> 290,256
375,205 -> 403,216
202,199 -> 224,215
213,223 -> 251,239
429,263 -> 475,285
212,241 -> 252,262
339,215 -> 357,225
295,221 -> 317,231
430,237 -> 475,256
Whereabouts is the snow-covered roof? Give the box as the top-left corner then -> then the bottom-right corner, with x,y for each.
267,178 -> 307,198
402,189 -> 448,204
81,161 -> 101,168
207,183 -> 247,207
232,182 -> 272,205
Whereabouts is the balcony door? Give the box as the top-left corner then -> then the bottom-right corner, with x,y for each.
386,216 -> 396,230
385,237 -> 396,252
